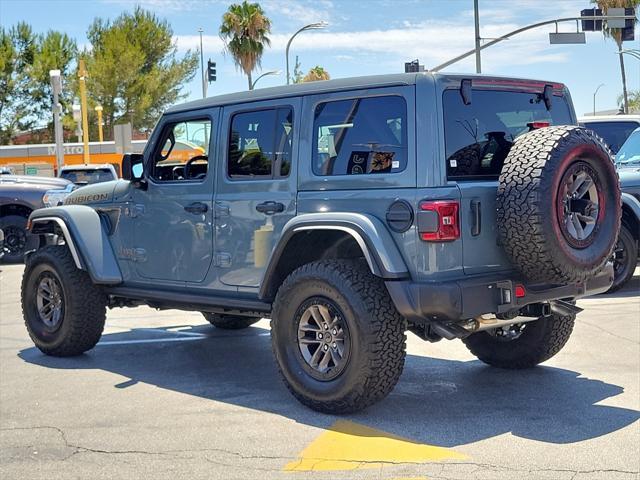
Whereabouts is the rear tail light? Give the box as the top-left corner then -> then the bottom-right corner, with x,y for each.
515,284 -> 526,298
418,201 -> 460,242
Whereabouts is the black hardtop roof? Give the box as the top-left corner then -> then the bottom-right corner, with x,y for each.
165,72 -> 565,114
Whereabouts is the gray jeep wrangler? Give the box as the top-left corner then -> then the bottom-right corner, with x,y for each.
21,73 -> 621,413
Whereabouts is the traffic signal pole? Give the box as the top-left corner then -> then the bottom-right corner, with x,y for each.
431,13 -> 636,72
474,0 -> 481,74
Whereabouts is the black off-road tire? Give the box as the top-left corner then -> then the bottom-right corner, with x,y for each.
271,260 -> 406,414
462,314 -> 575,369
607,224 -> 638,293
497,126 -> 621,284
202,313 -> 260,330
0,214 -> 38,263
21,246 -> 106,356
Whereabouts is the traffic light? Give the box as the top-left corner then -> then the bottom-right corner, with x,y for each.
207,60 -> 216,82
581,8 -> 603,31
622,8 -> 635,42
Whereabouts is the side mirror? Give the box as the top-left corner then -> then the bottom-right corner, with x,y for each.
122,153 -> 144,181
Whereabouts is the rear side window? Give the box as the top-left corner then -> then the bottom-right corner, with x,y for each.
313,96 -> 407,176
228,107 -> 293,179
581,121 -> 638,154
443,89 -> 573,180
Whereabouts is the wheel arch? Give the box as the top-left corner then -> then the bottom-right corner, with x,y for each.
27,205 -> 122,285
259,212 -> 409,301
0,202 -> 33,218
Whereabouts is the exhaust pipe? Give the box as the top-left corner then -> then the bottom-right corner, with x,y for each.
461,314 -> 539,333
549,299 -> 583,317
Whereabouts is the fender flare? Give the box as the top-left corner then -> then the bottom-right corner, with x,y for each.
259,212 -> 409,300
28,205 -> 122,285
621,192 -> 640,220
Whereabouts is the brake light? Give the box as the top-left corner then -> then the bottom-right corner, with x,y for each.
418,201 -> 460,242
515,284 -> 526,298
528,121 -> 550,130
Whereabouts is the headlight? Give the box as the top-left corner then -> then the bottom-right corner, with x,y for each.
43,184 -> 75,207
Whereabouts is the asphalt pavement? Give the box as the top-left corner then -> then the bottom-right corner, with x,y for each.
1,264 -> 638,480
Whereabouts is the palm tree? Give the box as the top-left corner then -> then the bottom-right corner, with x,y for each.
594,0 -> 640,113
219,1 -> 271,90
303,66 -> 330,82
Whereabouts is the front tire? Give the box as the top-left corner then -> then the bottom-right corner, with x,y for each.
271,260 -> 406,414
202,313 -> 260,330
0,215 -> 38,263
21,246 -> 106,356
462,314 -> 575,369
607,225 -> 637,293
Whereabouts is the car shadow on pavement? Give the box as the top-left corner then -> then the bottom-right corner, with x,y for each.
18,323 -> 640,449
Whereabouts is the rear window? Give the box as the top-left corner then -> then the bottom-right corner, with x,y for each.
581,121 -> 638,154
443,89 -> 573,180
60,168 -> 114,185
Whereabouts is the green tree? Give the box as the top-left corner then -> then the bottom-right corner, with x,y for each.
83,7 -> 198,139
0,23 -> 37,144
593,0 -> 640,113
0,24 -> 77,144
618,89 -> 640,113
303,66 -> 330,82
220,1 -> 272,90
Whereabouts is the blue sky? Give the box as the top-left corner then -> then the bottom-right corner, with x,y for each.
1,0 -> 639,116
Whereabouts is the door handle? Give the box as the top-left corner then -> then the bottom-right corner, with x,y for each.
184,202 -> 208,214
470,199 -> 481,236
256,201 -> 285,215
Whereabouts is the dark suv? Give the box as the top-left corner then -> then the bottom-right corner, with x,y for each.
21,73 -> 620,413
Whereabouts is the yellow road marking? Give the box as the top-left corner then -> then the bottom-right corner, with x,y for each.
284,420 -> 466,472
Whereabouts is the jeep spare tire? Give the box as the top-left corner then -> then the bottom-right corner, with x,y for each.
497,125 -> 621,284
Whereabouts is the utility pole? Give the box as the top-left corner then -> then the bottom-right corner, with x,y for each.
199,28 -> 206,98
49,70 -> 64,173
474,0 -> 482,73
78,59 -> 90,164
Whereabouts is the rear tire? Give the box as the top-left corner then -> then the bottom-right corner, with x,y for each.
271,260 -> 406,414
21,246 -> 106,356
202,313 -> 260,330
462,314 -> 575,369
607,224 -> 637,293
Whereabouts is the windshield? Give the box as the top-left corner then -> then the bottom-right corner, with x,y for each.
616,129 -> 640,166
60,168 -> 114,185
581,121 -> 638,154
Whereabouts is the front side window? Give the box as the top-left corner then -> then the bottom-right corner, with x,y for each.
313,96 -> 407,176
228,107 -> 293,179
443,89 -> 573,180
151,119 -> 212,181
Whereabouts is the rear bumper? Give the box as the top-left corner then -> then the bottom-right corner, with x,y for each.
386,263 -> 614,323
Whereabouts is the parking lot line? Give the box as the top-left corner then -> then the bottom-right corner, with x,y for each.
283,420 -> 466,472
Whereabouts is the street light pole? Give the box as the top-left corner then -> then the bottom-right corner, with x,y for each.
250,70 -> 282,90
474,0 -> 481,74
198,28 -> 206,98
49,70 -> 64,173
286,21 -> 328,85
593,83 -> 605,116
78,59 -> 90,164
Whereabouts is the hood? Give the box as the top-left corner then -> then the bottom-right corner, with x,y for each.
0,175 -> 71,188
64,180 -> 120,205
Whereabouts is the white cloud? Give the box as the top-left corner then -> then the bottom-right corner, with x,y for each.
103,0 -> 223,12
